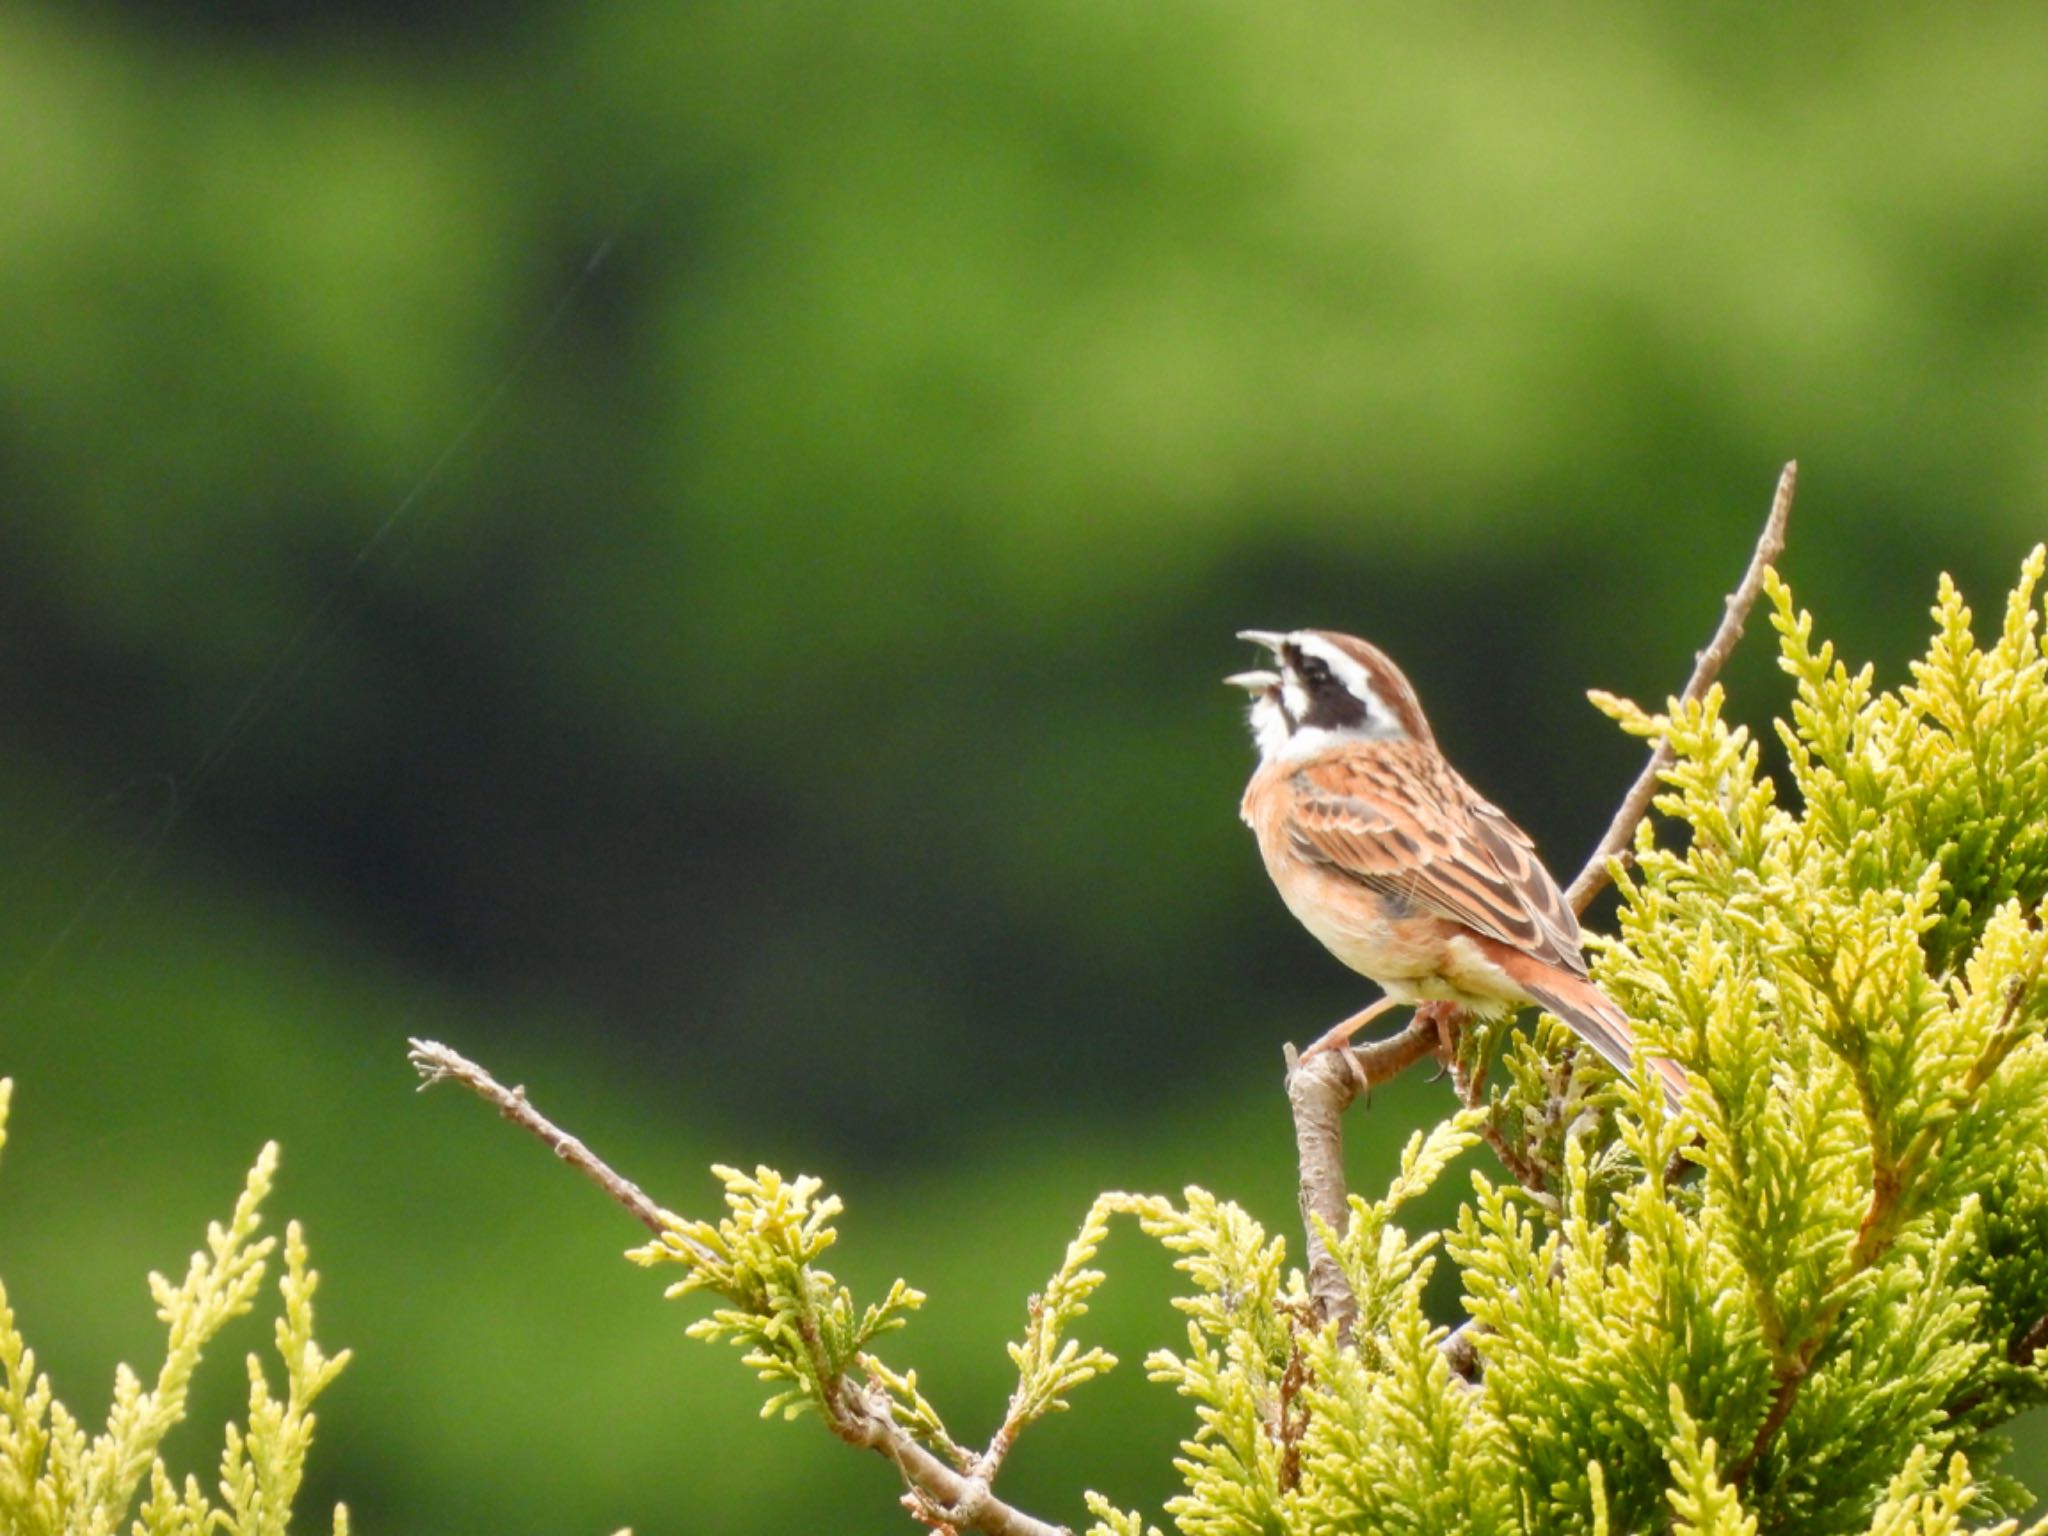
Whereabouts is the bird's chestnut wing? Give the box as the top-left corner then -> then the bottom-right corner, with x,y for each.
1285,743 -> 1587,977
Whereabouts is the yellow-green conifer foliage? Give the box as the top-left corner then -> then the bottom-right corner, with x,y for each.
645,551 -> 2048,1535
0,1082 -> 349,1536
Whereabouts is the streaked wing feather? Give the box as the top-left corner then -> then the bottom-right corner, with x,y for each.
1286,744 -> 1587,976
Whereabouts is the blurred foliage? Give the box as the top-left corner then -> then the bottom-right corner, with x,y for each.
2,0 -> 2047,1530
0,1095 -> 348,1536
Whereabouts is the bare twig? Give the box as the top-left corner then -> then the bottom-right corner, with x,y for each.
1565,461 -> 1798,913
1286,1013 -> 1442,1334
407,1037 -> 689,1247
407,1037 -> 1071,1536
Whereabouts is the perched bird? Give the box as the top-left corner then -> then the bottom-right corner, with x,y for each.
1229,628 -> 1682,1101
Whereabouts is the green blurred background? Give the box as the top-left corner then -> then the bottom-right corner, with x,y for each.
3,2 -> 2047,1529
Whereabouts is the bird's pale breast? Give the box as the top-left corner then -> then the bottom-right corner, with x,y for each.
1242,761 -> 1531,1013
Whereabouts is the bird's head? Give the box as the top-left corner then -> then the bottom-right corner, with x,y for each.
1226,629 -> 1435,763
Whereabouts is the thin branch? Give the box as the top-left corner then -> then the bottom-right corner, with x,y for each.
407,1037 -> 688,1248
1565,461 -> 1798,914
1475,1118 -> 1548,1197
834,1387 -> 1070,1536
407,1037 -> 1071,1536
2012,1311 -> 2048,1371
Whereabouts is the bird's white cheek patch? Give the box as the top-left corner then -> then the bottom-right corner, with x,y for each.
1248,696 -> 1292,759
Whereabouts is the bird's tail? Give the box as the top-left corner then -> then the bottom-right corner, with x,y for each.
1498,955 -> 1687,1108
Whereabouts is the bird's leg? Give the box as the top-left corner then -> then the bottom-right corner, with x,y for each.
1418,1001 -> 1464,1083
1298,996 -> 1400,1061
1425,1001 -> 1462,1064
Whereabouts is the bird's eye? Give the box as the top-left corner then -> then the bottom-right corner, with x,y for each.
1298,655 -> 1331,687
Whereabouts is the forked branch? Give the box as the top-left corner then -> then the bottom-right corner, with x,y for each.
407,1038 -> 1070,1536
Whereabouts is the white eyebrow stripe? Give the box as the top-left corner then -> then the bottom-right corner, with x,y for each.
1292,633 -> 1367,694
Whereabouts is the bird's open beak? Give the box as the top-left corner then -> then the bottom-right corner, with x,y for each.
1229,631 -> 1286,690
